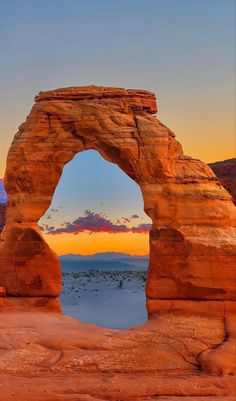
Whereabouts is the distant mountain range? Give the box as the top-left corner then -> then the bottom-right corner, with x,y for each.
60,252 -> 148,260
60,252 -> 149,272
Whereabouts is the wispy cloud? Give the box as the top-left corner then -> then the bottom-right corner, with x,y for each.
41,210 -> 151,235
0,182 -> 151,235
131,214 -> 139,219
131,224 -> 152,233
116,214 -> 140,224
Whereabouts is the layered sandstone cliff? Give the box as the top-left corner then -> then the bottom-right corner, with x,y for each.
210,158 -> 236,205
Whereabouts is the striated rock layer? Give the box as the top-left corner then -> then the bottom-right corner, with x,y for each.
0,86 -> 235,385
209,158 -> 236,205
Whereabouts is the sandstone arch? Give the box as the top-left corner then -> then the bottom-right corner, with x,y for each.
0,85 -> 235,303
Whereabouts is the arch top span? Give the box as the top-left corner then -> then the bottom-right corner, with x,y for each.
34,85 -> 158,114
0,85 -> 235,303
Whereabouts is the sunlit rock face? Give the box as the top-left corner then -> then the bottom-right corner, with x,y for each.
0,86 -> 236,384
0,300 -> 236,399
209,158 -> 236,205
0,85 -> 235,300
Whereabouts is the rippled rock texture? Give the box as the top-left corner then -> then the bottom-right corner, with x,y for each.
0,298 -> 235,400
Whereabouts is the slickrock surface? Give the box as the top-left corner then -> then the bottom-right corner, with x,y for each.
0,298 -> 235,401
209,158 -> 236,205
0,86 -> 235,398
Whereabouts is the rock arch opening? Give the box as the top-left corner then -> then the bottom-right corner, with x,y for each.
39,149 -> 151,328
0,86 -> 235,314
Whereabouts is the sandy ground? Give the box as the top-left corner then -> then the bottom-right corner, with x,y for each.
60,270 -> 147,329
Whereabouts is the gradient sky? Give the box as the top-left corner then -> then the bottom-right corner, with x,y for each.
38,150 -> 152,255
0,0 -> 235,255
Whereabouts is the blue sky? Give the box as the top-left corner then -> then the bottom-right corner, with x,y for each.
41,150 -> 147,221
38,150 -> 150,233
0,0 -> 235,170
0,0 -> 235,254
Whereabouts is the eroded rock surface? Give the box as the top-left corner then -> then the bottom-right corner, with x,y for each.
1,157 -> 236,231
0,85 -> 235,300
0,286 -> 6,297
0,298 -> 235,400
0,86 -> 235,396
209,158 -> 236,205
0,203 -> 6,233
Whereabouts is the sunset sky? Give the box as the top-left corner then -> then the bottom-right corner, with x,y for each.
0,0 -> 235,255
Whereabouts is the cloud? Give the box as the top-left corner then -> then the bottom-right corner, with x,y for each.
0,179 -> 7,203
42,210 -> 151,235
130,224 -> 152,233
40,224 -> 55,232
46,210 -> 129,235
0,181 -> 151,235
131,214 -> 139,219
119,214 -> 140,224
122,217 -> 130,223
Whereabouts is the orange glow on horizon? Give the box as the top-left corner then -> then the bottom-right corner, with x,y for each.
42,231 -> 149,256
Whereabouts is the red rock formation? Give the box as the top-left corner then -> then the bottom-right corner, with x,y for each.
209,158 -> 236,205
0,85 -> 235,300
0,286 -> 6,296
0,298 -> 235,400
0,203 -> 6,233
0,86 -> 235,382
1,157 -> 235,231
